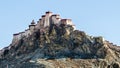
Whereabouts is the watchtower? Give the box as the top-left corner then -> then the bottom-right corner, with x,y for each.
29,20 -> 36,33
44,11 -> 52,27
61,19 -> 72,25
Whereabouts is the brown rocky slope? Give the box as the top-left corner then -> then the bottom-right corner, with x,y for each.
0,11 -> 120,68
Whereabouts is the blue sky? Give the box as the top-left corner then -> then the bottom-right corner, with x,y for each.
0,0 -> 120,49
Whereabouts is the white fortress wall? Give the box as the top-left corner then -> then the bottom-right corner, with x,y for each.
41,15 -> 45,27
69,22 -> 76,30
39,18 -> 44,28
44,12 -> 52,27
12,32 -> 23,43
51,15 -> 57,24
21,32 -> 25,37
65,19 -> 76,30
35,21 -> 40,29
56,18 -> 61,26
55,14 -> 60,18
66,19 -> 73,25
51,14 -> 61,25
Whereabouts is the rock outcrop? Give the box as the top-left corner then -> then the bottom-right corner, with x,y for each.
0,11 -> 120,68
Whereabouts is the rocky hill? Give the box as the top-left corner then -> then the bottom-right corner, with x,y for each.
0,11 -> 120,68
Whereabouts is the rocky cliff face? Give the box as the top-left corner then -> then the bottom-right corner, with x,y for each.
0,12 -> 120,68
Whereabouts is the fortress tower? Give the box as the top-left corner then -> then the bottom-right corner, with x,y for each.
51,14 -> 60,25
35,21 -> 40,29
34,11 -> 75,29
61,19 -> 73,25
44,11 -> 52,27
60,19 -> 75,30
41,15 -> 45,27
29,20 -> 36,33
56,18 -> 61,26
46,11 -> 52,16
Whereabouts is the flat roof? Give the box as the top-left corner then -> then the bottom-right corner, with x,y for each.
52,14 -> 60,16
46,11 -> 52,14
42,15 -> 46,17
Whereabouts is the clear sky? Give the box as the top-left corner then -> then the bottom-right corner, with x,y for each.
0,0 -> 120,49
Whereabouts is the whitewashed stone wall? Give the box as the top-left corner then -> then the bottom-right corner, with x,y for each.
51,15 -> 61,25
12,33 -> 22,43
66,19 -> 73,25
21,32 -> 25,37
56,18 -> 61,26
41,15 -> 45,27
51,15 -> 57,24
60,19 -> 75,30
44,14 -> 51,27
35,21 -> 40,29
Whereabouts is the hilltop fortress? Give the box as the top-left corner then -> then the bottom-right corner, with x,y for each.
12,11 -> 75,43
1,11 -> 119,68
